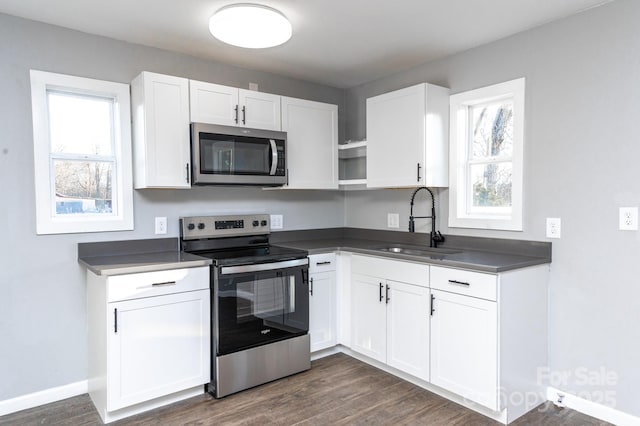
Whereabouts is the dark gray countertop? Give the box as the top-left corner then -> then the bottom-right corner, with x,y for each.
78,238 -> 211,276
78,229 -> 551,275
271,229 -> 551,273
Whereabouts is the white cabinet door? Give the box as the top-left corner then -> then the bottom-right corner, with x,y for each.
190,81 -> 281,130
430,289 -> 498,410
350,274 -> 386,363
281,97 -> 339,189
107,289 -> 210,411
239,89 -> 281,131
131,72 -> 191,188
386,281 -> 430,381
189,80 -> 239,126
309,270 -> 336,352
366,83 -> 449,188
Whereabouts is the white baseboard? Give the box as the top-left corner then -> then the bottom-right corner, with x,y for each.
0,380 -> 88,417
547,387 -> 640,426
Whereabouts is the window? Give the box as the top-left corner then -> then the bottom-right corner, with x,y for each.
449,78 -> 525,231
30,70 -> 133,234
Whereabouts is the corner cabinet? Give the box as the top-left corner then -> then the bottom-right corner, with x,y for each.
189,80 -> 281,131
350,255 -> 430,382
87,267 -> 210,423
366,83 -> 449,188
281,97 -> 339,189
131,72 -> 191,188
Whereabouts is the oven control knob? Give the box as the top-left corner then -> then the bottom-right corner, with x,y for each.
198,223 -> 205,230
252,220 -> 259,227
261,220 -> 268,226
187,223 -> 195,230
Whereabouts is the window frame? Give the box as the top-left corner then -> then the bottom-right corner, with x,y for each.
448,78 -> 525,231
30,70 -> 134,234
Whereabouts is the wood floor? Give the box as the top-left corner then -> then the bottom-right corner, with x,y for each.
1,353 -> 612,426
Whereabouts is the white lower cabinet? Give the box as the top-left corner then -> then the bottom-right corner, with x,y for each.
87,267 -> 210,423
308,253 -> 337,352
350,255 -> 430,381
345,256 -> 548,423
350,274 -> 387,362
430,288 -> 498,410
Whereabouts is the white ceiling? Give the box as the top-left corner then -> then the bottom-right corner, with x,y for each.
0,0 -> 613,88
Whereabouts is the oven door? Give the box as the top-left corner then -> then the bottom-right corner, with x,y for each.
214,258 -> 309,356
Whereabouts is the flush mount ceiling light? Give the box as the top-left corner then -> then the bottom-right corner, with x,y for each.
209,4 -> 292,49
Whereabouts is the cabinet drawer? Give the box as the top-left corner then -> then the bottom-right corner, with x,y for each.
107,267 -> 209,302
309,253 -> 337,273
351,255 -> 429,287
430,266 -> 497,301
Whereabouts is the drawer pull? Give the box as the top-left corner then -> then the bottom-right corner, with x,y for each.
430,294 -> 435,316
114,308 -> 118,333
448,279 -> 470,286
379,282 -> 383,302
309,277 -> 314,296
385,284 -> 390,304
315,261 -> 332,265
152,281 -> 177,287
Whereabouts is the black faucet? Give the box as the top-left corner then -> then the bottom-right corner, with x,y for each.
409,186 -> 445,248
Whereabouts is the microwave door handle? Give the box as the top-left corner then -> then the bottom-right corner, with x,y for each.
269,139 -> 278,175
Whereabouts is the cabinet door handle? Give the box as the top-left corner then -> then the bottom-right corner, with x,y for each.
185,163 -> 190,184
379,282 -> 383,302
114,308 -> 118,333
385,284 -> 390,304
417,163 -> 422,182
430,294 -> 435,316
315,261 -> 332,266
309,277 -> 314,296
242,105 -> 246,124
448,279 -> 470,286
152,281 -> 176,287
234,105 -> 239,124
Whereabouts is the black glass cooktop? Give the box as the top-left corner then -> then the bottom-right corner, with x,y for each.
193,244 -> 308,267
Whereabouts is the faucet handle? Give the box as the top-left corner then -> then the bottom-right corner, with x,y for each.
432,231 -> 445,246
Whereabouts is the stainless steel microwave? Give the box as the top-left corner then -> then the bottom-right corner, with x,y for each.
190,123 -> 287,186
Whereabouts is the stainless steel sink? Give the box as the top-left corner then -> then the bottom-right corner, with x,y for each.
375,245 -> 461,257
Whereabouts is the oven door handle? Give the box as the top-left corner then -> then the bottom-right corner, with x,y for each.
269,139 -> 278,176
219,258 -> 308,275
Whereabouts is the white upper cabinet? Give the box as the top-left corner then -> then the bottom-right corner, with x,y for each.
131,71 -> 191,188
366,83 -> 449,188
239,89 -> 282,131
190,80 -> 281,131
281,97 -> 338,189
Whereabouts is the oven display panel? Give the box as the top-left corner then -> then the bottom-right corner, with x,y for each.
215,220 -> 244,230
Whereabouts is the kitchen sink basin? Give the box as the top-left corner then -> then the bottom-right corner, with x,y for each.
375,245 -> 461,257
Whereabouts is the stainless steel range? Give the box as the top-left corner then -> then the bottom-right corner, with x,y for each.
180,214 -> 310,398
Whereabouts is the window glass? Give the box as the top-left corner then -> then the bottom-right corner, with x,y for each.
470,100 -> 513,159
469,162 -> 512,209
53,160 -> 114,214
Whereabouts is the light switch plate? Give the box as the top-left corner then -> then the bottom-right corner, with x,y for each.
270,214 -> 283,230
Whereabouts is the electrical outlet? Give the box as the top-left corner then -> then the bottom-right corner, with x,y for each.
270,214 -> 283,230
155,217 -> 167,235
387,213 -> 400,228
249,82 -> 259,91
546,218 -> 561,239
619,207 -> 638,231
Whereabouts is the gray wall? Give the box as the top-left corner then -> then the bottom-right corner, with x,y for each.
0,13 -> 345,401
345,0 -> 640,416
